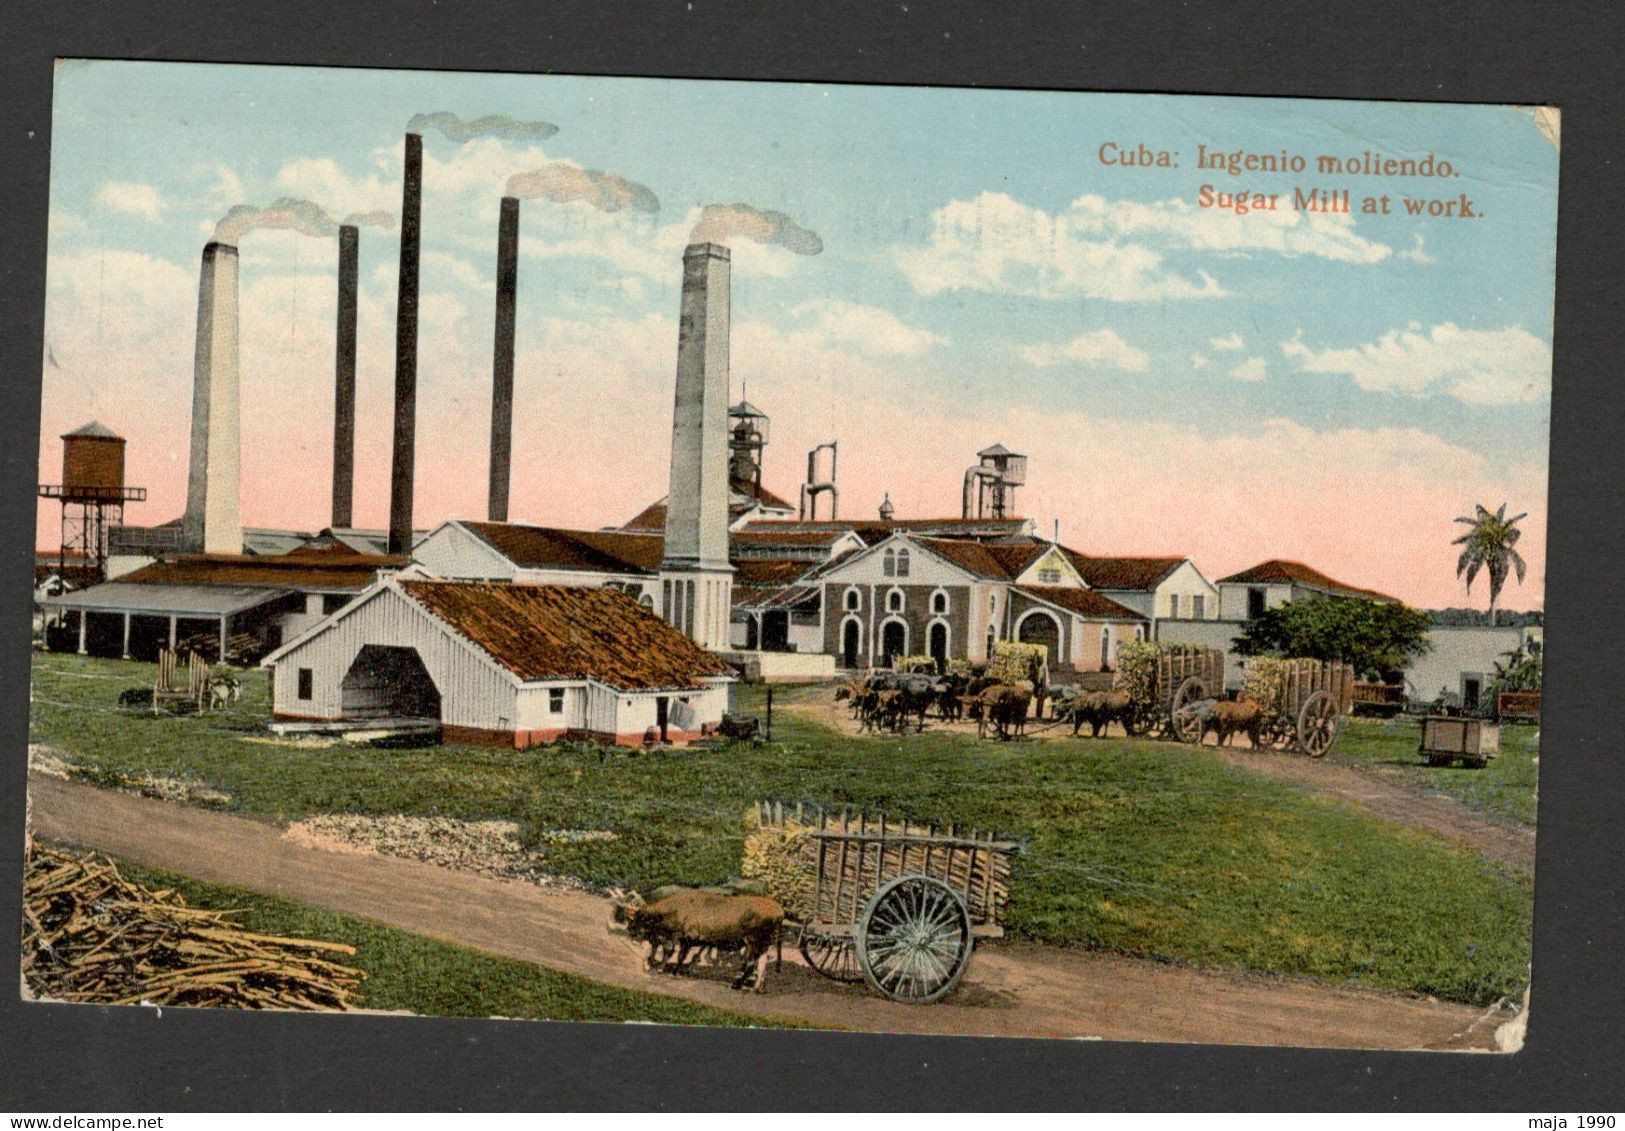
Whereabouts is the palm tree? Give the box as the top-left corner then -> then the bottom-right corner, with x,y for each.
1453,503 -> 1528,626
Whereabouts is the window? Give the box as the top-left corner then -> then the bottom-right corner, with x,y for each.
887,588 -> 904,613
1038,567 -> 1062,584
1247,587 -> 1267,619
990,593 -> 997,613
896,549 -> 911,577
296,668 -> 313,701
1168,594 -> 1182,618
639,594 -> 654,609
549,688 -> 565,714
844,587 -> 861,611
1192,594 -> 1205,619
323,593 -> 350,615
1135,625 -> 1146,641
1100,628 -> 1112,669
931,590 -> 948,615
985,626 -> 996,658
883,549 -> 897,577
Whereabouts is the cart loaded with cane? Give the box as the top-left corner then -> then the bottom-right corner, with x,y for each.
745,801 -> 1024,1004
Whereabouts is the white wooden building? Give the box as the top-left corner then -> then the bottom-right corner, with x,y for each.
262,576 -> 734,748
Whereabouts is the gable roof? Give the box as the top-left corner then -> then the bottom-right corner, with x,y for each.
621,481 -> 796,533
1061,549 -> 1188,591
398,581 -> 733,690
461,521 -> 665,574
741,516 -> 1034,545
1216,559 -> 1397,602
1016,585 -> 1147,622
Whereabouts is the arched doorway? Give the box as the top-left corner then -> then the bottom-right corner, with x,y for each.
880,620 -> 907,668
842,618 -> 861,668
342,645 -> 441,720
1017,611 -> 1061,667
928,621 -> 949,666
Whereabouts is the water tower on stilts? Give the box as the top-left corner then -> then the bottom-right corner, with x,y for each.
37,422 -> 146,586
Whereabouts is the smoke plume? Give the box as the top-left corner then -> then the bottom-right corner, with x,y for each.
690,203 -> 822,255
504,162 -> 659,213
408,111 -> 559,143
341,209 -> 396,229
215,197 -> 338,242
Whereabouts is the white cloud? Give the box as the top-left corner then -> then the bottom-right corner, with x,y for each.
789,300 -> 944,358
1281,322 -> 1551,405
1209,331 -> 1245,351
423,250 -> 484,290
275,156 -> 398,216
94,181 -> 164,222
894,190 -> 1393,303
1017,328 -> 1150,371
1398,232 -> 1435,265
1228,356 -> 1268,383
896,191 -> 1225,302
1190,353 -> 1209,369
48,208 -> 87,238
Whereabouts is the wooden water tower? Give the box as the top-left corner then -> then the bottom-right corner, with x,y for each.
38,422 -> 146,584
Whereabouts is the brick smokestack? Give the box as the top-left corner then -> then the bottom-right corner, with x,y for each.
658,243 -> 734,649
387,133 -> 422,556
184,241 -> 242,555
488,195 -> 519,522
331,224 -> 358,529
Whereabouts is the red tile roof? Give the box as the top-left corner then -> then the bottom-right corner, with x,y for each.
914,538 -> 1018,579
1061,550 -> 1186,591
731,528 -> 853,548
1216,559 -> 1397,602
462,521 -> 665,574
118,552 -> 403,592
1016,585 -> 1147,621
399,581 -> 733,690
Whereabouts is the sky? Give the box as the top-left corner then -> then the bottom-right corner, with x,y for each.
37,61 -> 1559,608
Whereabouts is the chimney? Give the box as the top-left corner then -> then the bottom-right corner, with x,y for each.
488,195 -> 519,522
387,133 -> 422,556
183,241 -> 242,555
658,243 -> 734,649
331,224 -> 358,529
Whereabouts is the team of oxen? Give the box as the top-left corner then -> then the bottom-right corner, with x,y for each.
834,672 -> 1143,741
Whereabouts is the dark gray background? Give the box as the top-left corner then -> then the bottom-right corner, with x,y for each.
2,0 -> 1620,1112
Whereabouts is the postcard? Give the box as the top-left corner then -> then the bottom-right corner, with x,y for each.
24,61 -> 1555,1050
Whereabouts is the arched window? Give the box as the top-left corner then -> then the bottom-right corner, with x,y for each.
986,626 -> 996,659
989,593 -> 997,613
1100,626 -> 1112,669
886,587 -> 904,613
930,589 -> 949,615
883,548 -> 897,577
639,594 -> 654,610
1134,624 -> 1146,641
844,587 -> 861,612
897,549 -> 911,577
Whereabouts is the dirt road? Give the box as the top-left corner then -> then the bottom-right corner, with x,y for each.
798,696 -> 1535,873
28,772 -> 1512,1050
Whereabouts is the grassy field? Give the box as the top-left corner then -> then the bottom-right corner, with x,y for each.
1333,716 -> 1540,825
67,852 -> 798,1028
30,653 -> 1532,1005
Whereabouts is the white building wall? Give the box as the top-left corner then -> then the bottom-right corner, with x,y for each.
270,586 -> 518,729
1217,581 -> 1293,620
1153,561 -> 1220,619
412,523 -> 517,581
1403,625 -> 1534,702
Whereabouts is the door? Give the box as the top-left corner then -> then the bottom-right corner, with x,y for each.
656,696 -> 670,742
881,620 -> 906,668
1017,612 -> 1060,667
928,621 -> 949,666
842,619 -> 861,668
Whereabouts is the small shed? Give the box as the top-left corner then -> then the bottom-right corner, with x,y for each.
262,578 -> 736,748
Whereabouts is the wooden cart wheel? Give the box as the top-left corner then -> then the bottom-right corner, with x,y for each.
1296,690 -> 1341,757
855,875 -> 973,1004
1170,676 -> 1208,744
799,928 -> 864,983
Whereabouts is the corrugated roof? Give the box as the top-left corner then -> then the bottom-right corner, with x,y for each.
62,421 -> 123,440
1216,559 -> 1397,602
620,482 -> 795,533
1016,585 -> 1146,621
462,521 -> 665,574
399,581 -> 734,690
1062,549 -> 1186,591
117,552 -> 401,592
741,517 -> 1033,545
44,581 -> 292,617
731,529 -> 852,548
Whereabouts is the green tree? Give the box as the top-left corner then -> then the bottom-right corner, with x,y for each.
1233,596 -> 1433,681
1453,502 -> 1528,627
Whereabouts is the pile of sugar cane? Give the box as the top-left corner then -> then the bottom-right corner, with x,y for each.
22,840 -> 364,1010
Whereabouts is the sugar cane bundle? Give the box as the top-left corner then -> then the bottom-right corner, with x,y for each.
22,839 -> 364,1010
739,816 -> 817,921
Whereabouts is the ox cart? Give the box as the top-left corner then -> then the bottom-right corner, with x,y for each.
1129,645 -> 1228,740
751,801 -> 1022,1004
1172,657 -> 1354,756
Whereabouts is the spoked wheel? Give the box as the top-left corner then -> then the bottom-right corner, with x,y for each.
798,927 -> 864,983
855,875 -> 973,1004
1296,690 -> 1341,757
1170,676 -> 1209,744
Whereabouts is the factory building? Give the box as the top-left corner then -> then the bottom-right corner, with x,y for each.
263,576 -> 734,748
